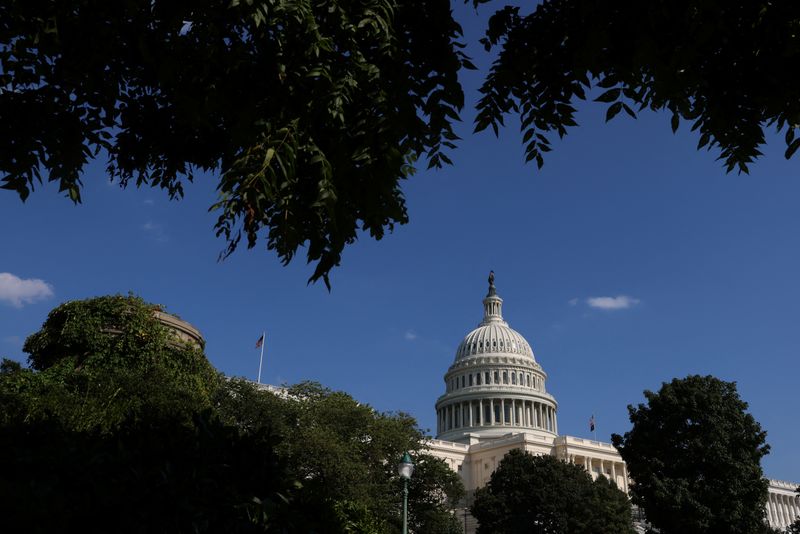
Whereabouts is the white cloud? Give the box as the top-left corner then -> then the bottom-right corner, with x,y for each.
0,273 -> 54,307
586,295 -> 640,310
141,221 -> 168,242
404,330 -> 418,341
568,298 -> 579,306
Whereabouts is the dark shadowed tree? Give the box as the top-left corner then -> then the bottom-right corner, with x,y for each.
215,379 -> 465,533
473,0 -> 800,175
470,449 -> 634,534
0,0 -> 468,287
6,2 -> 800,285
612,375 -> 770,534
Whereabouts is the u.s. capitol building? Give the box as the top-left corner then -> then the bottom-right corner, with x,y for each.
426,275 -> 799,532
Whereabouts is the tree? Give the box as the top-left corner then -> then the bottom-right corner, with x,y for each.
611,375 -> 770,534
215,379 -> 465,533
470,449 -> 634,534
8,294 -> 219,430
0,0 -> 469,287
473,0 -> 800,174
5,2 -> 800,285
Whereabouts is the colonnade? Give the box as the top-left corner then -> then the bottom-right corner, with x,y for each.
767,490 -> 800,529
566,453 -> 628,493
437,398 -> 557,434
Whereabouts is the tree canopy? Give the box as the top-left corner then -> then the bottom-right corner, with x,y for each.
0,0 -> 468,287
470,449 -> 634,534
474,0 -> 800,174
4,1 -> 800,284
611,375 -> 771,534
0,294 -> 464,533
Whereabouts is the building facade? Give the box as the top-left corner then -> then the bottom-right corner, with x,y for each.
427,276 -> 798,532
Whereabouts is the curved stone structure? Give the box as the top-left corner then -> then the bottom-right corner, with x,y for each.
154,310 -> 205,349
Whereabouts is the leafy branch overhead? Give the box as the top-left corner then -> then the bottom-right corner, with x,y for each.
4,1 -> 800,285
473,0 -> 800,173
0,0 -> 469,288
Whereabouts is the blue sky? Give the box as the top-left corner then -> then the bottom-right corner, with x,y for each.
2,3 -> 799,483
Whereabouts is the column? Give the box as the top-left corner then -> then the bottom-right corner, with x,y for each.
766,495 -> 775,526
511,399 -> 516,425
501,399 -> 505,424
490,399 -> 495,424
554,409 -> 558,434
479,399 -> 484,425
611,462 -> 617,486
468,401 -> 473,427
777,495 -> 785,526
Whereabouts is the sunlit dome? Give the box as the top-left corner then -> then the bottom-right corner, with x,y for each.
454,276 -> 535,362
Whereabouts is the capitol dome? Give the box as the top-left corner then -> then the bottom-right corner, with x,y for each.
435,274 -> 558,442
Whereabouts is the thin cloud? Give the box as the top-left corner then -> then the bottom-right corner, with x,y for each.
568,298 -> 579,306
404,330 -> 418,341
0,272 -> 54,307
141,221 -> 169,242
143,199 -> 155,206
586,295 -> 640,310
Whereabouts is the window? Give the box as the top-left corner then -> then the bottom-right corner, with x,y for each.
511,373 -> 517,385
461,375 -> 465,388
469,374 -> 473,386
526,375 -> 531,387
494,371 -> 499,383
503,371 -> 508,384
519,372 -> 524,384
486,372 -> 491,384
476,373 -> 482,385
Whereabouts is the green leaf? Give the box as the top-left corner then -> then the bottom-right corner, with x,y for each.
605,102 -> 623,122
594,88 -> 621,103
785,138 -> 800,159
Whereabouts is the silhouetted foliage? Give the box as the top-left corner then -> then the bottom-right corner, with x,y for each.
470,449 -> 634,534
473,0 -> 800,175
0,296 -> 464,533
612,375 -> 770,534
0,0 -> 469,287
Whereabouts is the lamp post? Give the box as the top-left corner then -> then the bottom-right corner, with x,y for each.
398,451 -> 414,534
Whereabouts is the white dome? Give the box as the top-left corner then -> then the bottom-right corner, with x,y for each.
435,274 -> 557,443
455,322 -> 534,361
453,280 -> 535,362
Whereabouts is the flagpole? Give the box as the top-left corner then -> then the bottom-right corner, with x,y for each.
257,330 -> 265,384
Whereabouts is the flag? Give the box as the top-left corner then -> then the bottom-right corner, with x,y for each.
255,334 -> 264,349
589,415 -> 595,432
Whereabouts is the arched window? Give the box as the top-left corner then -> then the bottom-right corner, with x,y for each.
511,373 -> 517,385
469,374 -> 474,386
494,371 -> 499,383
476,373 -> 482,385
502,371 -> 508,384
526,374 -> 531,387
486,371 -> 492,384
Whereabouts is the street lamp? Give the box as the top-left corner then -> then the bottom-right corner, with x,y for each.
398,451 -> 414,534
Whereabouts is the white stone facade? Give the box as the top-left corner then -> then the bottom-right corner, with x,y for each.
427,277 -> 798,532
